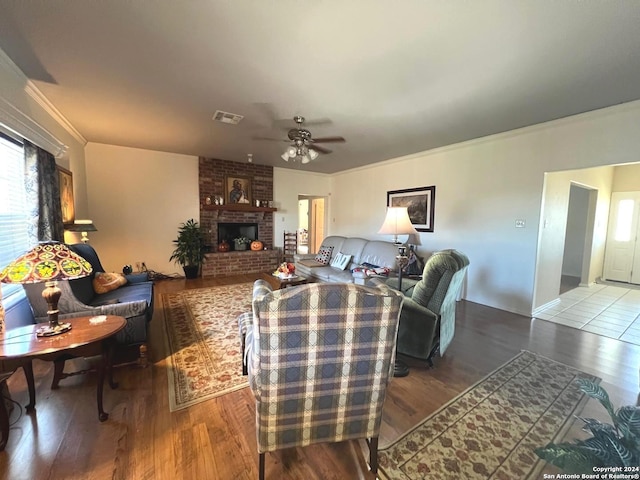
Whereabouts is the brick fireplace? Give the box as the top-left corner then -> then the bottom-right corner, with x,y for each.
199,157 -> 280,277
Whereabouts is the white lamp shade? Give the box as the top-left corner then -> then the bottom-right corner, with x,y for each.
301,155 -> 311,164
378,207 -> 418,242
281,152 -> 289,161
286,146 -> 297,157
308,148 -> 319,160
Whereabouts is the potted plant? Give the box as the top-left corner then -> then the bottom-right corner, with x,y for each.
169,219 -> 206,279
535,379 -> 640,474
233,236 -> 251,251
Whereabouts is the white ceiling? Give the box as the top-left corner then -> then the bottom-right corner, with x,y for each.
2,1 -> 640,174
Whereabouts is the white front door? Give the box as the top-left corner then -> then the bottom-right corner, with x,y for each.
603,192 -> 640,283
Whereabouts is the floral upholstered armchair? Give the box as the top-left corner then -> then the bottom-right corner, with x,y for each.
239,279 -> 403,479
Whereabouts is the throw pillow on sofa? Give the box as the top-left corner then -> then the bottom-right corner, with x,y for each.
330,252 -> 352,270
93,272 -> 127,294
314,246 -> 334,265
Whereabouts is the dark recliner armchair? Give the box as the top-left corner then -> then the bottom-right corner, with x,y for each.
387,249 -> 469,366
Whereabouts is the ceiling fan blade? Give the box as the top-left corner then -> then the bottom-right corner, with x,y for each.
311,136 -> 345,143
273,117 -> 333,129
252,136 -> 289,143
309,144 -> 332,154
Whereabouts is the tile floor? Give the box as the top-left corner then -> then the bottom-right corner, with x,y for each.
534,283 -> 640,346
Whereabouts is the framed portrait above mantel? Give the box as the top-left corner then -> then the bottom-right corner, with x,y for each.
387,185 -> 436,232
225,175 -> 252,206
57,165 -> 75,225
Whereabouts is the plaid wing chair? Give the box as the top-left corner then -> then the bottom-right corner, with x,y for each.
241,279 -> 403,479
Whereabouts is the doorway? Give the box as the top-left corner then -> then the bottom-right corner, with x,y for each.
603,191 -> 640,284
298,195 -> 326,255
560,183 -> 597,294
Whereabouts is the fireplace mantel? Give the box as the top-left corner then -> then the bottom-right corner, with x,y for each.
202,204 -> 277,213
202,204 -> 277,220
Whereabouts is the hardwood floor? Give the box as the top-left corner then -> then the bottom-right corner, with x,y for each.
0,274 -> 637,480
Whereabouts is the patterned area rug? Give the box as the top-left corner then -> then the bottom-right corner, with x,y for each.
379,351 -> 599,479
162,283 -> 253,411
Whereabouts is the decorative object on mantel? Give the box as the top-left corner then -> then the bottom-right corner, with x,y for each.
217,240 -> 229,252
387,186 -> 436,233
250,240 -> 263,251
225,175 -> 252,205
169,219 -> 206,279
233,236 -> 251,251
0,241 -> 93,336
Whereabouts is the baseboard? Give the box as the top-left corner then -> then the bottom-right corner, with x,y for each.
532,298 -> 560,317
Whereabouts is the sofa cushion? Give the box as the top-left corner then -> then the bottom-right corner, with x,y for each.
337,238 -> 368,264
93,272 -> 128,294
359,241 -> 400,269
314,246 -> 334,264
299,259 -> 326,268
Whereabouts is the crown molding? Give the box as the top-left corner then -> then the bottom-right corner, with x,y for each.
0,96 -> 68,157
0,47 -> 86,153
24,81 -> 87,146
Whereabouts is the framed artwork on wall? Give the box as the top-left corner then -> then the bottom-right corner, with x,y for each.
57,165 -> 75,225
387,185 -> 436,232
225,175 -> 252,205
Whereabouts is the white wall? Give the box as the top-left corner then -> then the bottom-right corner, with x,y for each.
273,167 -> 332,249
332,101 -> 640,316
561,185 -> 591,277
612,164 -> 640,191
84,143 -> 199,275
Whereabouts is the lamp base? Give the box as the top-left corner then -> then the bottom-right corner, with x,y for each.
36,322 -> 72,337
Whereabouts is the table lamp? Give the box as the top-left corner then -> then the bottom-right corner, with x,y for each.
0,242 -> 92,337
378,206 -> 419,379
378,206 -> 419,289
64,220 -> 98,243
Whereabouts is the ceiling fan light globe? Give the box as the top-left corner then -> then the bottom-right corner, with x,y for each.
301,155 -> 311,164
287,146 -> 297,157
281,152 -> 289,161
308,149 -> 319,160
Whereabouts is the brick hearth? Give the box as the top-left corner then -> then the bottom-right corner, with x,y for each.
202,250 -> 280,277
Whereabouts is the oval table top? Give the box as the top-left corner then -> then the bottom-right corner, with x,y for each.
0,315 -> 126,359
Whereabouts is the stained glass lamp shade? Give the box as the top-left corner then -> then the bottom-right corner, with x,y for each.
0,242 -> 92,337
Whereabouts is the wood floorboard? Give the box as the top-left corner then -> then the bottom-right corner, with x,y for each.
1,274 -> 636,479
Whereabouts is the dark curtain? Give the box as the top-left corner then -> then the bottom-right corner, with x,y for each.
24,140 -> 64,242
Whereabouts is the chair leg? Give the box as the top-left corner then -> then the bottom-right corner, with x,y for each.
259,452 -> 265,480
369,437 -> 379,475
137,343 -> 148,368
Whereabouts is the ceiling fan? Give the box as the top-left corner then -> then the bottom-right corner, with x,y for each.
254,115 -> 345,164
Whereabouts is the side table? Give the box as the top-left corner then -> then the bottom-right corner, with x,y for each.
0,315 -> 126,450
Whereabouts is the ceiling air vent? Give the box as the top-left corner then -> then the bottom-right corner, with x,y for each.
213,110 -> 244,125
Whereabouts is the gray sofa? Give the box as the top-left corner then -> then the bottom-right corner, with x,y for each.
294,236 -> 399,283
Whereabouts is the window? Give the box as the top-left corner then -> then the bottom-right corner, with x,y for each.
0,131 -> 31,301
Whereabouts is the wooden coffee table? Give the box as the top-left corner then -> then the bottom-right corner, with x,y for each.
261,272 -> 308,290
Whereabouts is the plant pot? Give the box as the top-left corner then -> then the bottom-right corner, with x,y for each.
183,265 -> 199,279
234,242 -> 247,251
